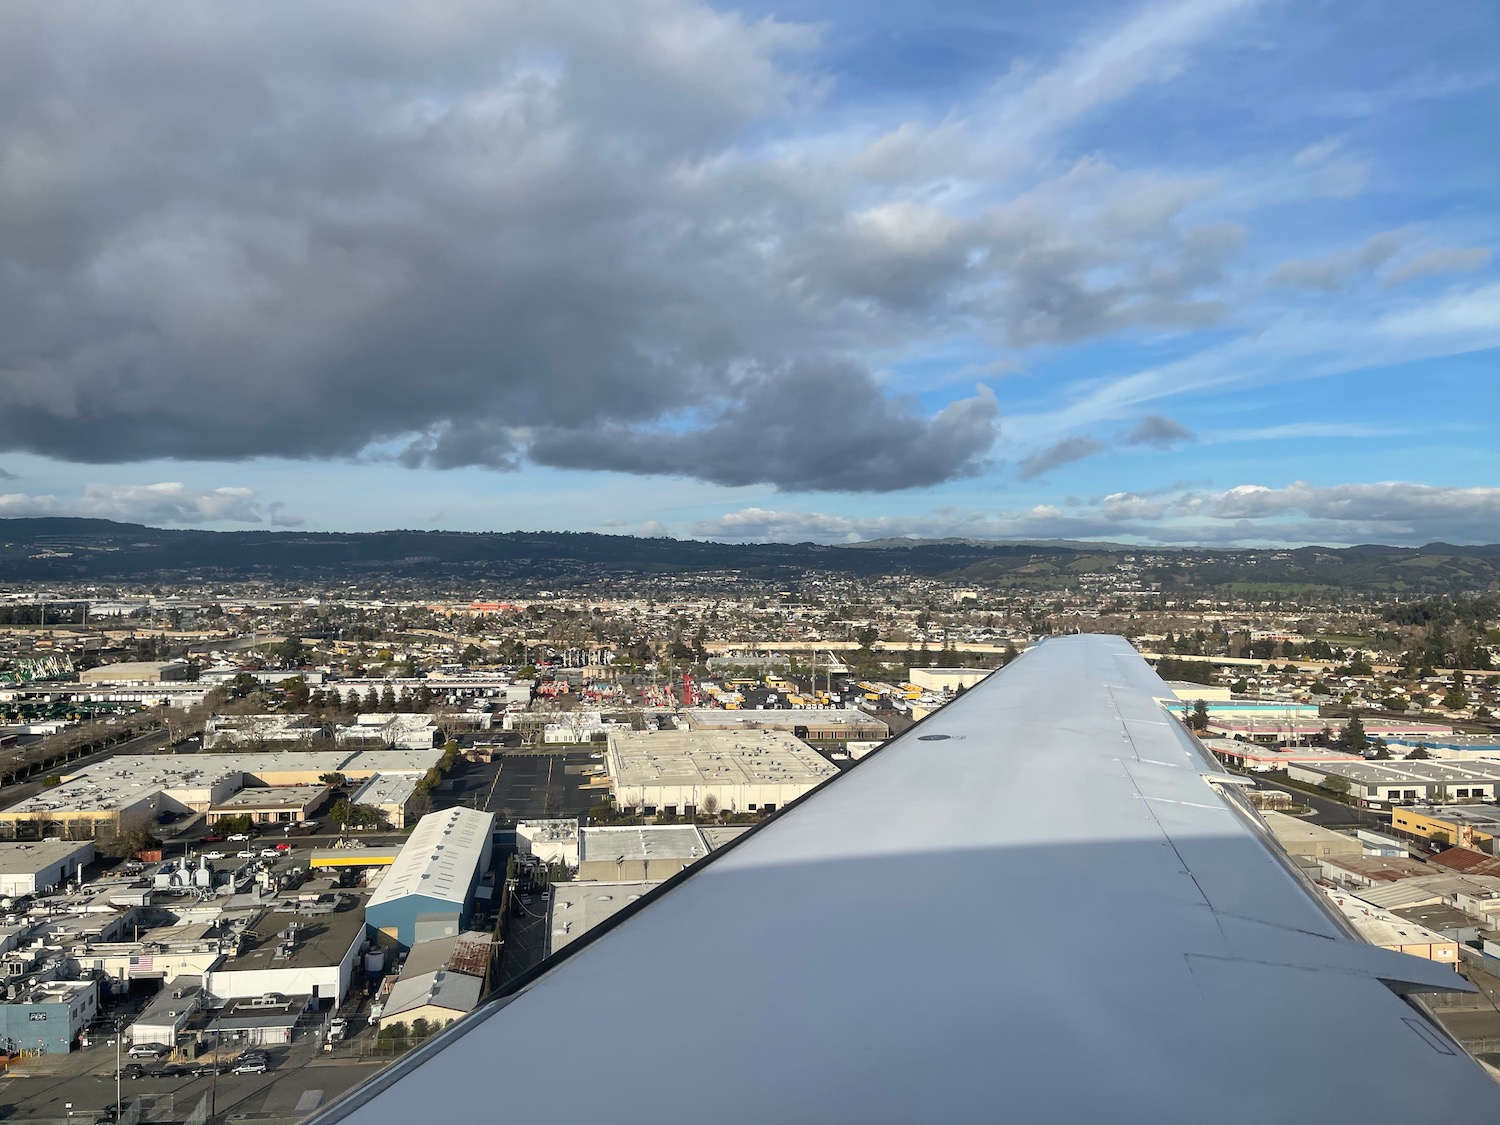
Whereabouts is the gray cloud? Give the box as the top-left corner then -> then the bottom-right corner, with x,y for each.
0,467 -> 15,480
1185,481 -> 1500,528
0,2 -> 1248,492
527,366 -> 998,491
1268,229 -> 1407,291
1123,414 -> 1194,447
1383,247 -> 1493,286
1017,435 -> 1109,480
0,482 -> 292,525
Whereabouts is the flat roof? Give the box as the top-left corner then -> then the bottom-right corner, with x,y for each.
212,785 -> 327,810
580,826 -> 708,864
516,819 -> 579,843
382,967 -> 483,1021
1397,804 -> 1500,827
351,773 -> 422,807
0,839 -> 94,875
220,904 -> 367,973
1325,889 -> 1457,949
1300,760 -> 1500,784
546,881 -> 655,956
341,749 -> 445,775
367,807 -> 494,910
607,729 -> 839,790
683,707 -> 887,730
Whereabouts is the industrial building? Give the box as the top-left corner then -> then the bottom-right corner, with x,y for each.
365,808 -> 495,949
335,713 -> 440,751
376,931 -> 491,1031
516,819 -> 579,868
1390,805 -> 1500,853
208,784 -> 329,827
681,707 -> 889,743
578,825 -> 711,882
545,882 -> 655,957
1261,812 -> 1362,862
78,660 -> 192,684
204,904 -> 368,1007
129,975 -> 205,1048
0,749 -> 441,839
0,840 -> 96,897
1285,760 -> 1500,808
907,668 -> 993,693
349,773 -> 423,830
0,979 -> 99,1054
1200,738 -> 1361,773
606,729 -> 839,818
1209,716 -> 1452,745
204,713 -> 326,749
1324,890 -> 1461,968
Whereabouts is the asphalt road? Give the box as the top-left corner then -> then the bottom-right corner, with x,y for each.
1250,774 -> 1388,829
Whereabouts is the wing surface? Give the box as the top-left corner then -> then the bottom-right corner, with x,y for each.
309,634 -> 1500,1124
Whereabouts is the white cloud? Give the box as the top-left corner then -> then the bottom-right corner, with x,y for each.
0,482 -> 297,526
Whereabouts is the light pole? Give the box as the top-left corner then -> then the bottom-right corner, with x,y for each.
115,1019 -> 122,1117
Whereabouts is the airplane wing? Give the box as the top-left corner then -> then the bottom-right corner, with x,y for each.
308,634 -> 1500,1124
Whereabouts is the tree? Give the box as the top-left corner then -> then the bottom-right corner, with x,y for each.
1407,744 -> 1432,760
1342,715 -> 1368,753
1443,688 -> 1469,710
379,685 -> 398,713
363,687 -> 380,713
1188,700 -> 1210,732
1372,740 -> 1392,760
1320,774 -> 1351,797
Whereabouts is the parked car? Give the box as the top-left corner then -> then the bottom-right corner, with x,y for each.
232,1057 -> 268,1075
259,848 -> 281,858
151,1064 -> 191,1080
189,1063 -> 228,1077
120,1063 -> 146,1080
202,851 -> 226,860
128,1043 -> 165,1058
227,833 -> 251,842
236,850 -> 255,859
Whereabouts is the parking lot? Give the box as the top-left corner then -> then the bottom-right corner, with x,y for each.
435,750 -> 606,825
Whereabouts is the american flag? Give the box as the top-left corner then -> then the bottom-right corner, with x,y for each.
129,955 -> 153,972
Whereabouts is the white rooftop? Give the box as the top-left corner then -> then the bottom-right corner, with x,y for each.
606,729 -> 838,789
579,826 -> 708,864
0,839 -> 94,875
546,881 -> 655,956
350,773 -> 422,807
368,808 -> 494,909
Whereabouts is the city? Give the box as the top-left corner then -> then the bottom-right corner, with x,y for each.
3,0 -> 1498,1120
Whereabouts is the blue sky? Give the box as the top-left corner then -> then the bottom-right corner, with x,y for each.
0,0 -> 1496,545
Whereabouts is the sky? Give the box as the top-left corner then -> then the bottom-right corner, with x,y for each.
0,0 -> 1496,547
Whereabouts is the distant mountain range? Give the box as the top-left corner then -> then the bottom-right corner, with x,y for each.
1,518 -> 1498,594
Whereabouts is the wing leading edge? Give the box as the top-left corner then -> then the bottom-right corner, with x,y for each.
308,634 -> 1500,1124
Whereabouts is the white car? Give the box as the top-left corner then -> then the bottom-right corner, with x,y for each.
236,850 -> 255,859
202,851 -> 226,860
227,833 -> 251,842
259,848 -> 281,858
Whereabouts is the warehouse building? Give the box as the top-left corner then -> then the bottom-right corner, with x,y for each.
1200,738 -> 1361,774
681,708 -> 888,743
0,979 -> 99,1054
545,882 -> 656,957
78,660 -> 192,684
516,820 -> 579,869
365,808 -> 495,949
1285,760 -> 1500,808
204,904 -> 367,1007
1261,812 -> 1362,862
0,840 -> 96,897
907,668 -> 993,693
606,729 -> 839,818
577,825 -> 710,882
335,713 -> 440,751
208,785 -> 329,827
0,750 -> 436,839
1324,890 -> 1460,969
349,773 -> 423,830
376,931 -> 492,1032
1390,805 -> 1500,853
204,713 -> 325,750
129,975 -> 205,1049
